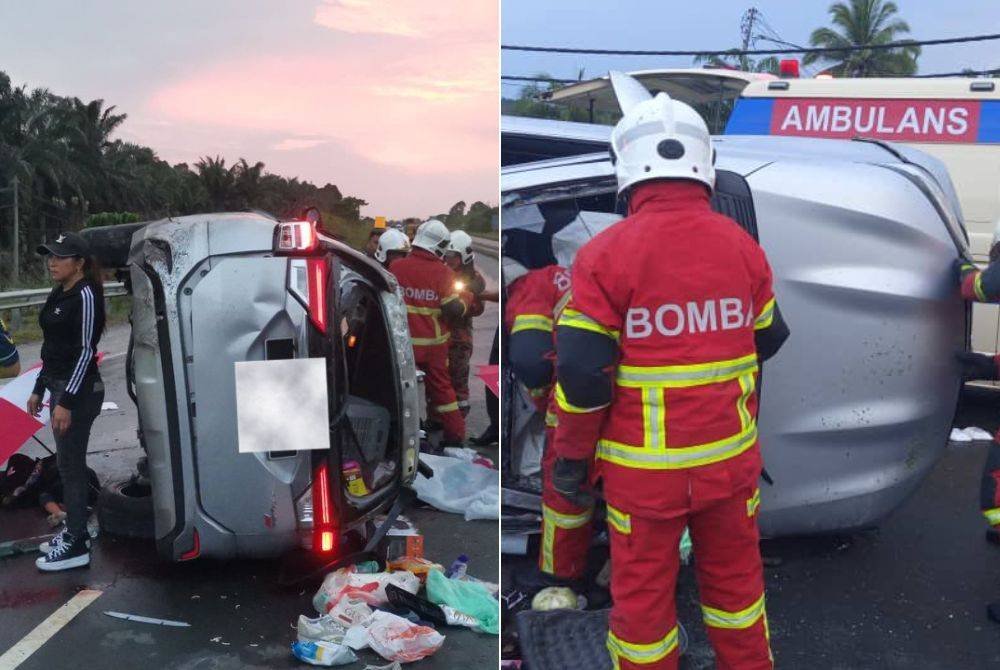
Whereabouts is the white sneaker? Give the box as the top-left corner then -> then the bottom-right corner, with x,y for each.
297,614 -> 348,644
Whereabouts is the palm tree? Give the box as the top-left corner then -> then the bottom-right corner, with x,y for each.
232,158 -> 267,209
804,0 -> 920,76
195,155 -> 236,210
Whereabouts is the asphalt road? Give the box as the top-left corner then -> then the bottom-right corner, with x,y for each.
0,257 -> 500,670
505,388 -> 1000,669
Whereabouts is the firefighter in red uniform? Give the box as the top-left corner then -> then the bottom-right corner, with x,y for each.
391,219 -> 470,447
954,221 -> 1000,622
445,231 -> 487,417
550,72 -> 789,670
505,262 -> 597,585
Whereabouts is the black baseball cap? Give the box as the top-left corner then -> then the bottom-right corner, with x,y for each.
36,232 -> 90,258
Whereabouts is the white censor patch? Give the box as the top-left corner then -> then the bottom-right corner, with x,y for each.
235,358 -> 330,453
625,298 -> 752,338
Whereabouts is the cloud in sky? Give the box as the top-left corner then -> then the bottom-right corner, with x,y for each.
141,0 -> 496,217
273,137 -> 330,151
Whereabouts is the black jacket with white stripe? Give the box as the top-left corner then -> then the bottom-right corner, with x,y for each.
31,278 -> 105,409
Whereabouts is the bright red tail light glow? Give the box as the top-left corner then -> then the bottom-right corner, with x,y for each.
312,462 -> 338,555
306,258 -> 328,334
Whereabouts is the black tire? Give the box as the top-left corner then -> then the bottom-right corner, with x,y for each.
97,478 -> 155,539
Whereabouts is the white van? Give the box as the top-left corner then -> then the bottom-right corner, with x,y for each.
728,77 -> 1000,352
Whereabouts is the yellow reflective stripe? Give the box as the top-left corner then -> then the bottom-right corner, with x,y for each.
434,401 -> 460,414
736,373 -> 755,431
412,334 -> 450,346
541,516 -> 555,572
545,411 -> 559,428
541,503 -> 592,573
754,297 -> 776,331
606,504 -> 631,535
984,507 -> 1000,526
511,314 -> 553,333
617,354 -> 758,388
702,594 -> 767,630
441,294 -> 461,305
747,488 -> 761,517
597,424 -> 757,470
607,628 -> 678,667
558,308 -> 620,341
553,291 -> 572,320
543,503 -> 593,530
975,273 -> 988,302
555,382 -> 608,414
406,305 -> 442,316
642,388 -> 666,451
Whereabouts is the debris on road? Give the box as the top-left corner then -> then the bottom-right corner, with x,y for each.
291,638 -> 358,666
386,556 -> 444,584
312,566 -> 421,614
950,426 -> 993,443
103,610 -> 191,627
412,453 -> 499,520
531,587 -> 581,612
426,568 -> 500,634
366,611 -> 444,663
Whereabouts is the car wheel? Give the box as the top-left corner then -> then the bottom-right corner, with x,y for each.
97,478 -> 155,539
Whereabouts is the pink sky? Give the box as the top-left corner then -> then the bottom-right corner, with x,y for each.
0,1 -> 498,219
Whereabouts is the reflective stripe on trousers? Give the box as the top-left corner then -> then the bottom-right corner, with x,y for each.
540,503 -> 593,574
607,628 -> 679,668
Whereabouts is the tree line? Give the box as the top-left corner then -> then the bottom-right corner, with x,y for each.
0,69 -> 495,284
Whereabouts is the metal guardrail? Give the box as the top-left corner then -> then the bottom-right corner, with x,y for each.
0,281 -> 127,311
471,236 -> 499,259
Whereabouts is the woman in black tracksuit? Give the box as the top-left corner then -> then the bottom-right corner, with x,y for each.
28,231 -> 105,571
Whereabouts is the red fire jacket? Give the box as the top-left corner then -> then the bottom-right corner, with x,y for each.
390,248 -> 468,348
552,181 -> 778,519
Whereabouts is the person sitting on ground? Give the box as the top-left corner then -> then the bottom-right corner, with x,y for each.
0,315 -> 19,378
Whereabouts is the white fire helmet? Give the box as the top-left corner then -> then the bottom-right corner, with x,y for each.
375,228 -> 410,263
412,219 -> 451,258
447,230 -> 475,265
608,70 -> 715,195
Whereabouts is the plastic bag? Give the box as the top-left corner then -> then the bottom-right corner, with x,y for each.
314,567 -> 421,614
291,639 -> 357,666
426,569 -> 499,634
367,611 -> 445,663
412,454 -> 498,520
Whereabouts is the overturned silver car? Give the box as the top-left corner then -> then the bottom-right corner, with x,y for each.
85,213 -> 421,560
502,120 -> 969,537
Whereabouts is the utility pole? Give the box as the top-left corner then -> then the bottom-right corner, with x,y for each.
740,7 -> 760,71
11,175 -> 18,283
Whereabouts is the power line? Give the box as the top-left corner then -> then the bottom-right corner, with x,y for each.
501,75 -> 578,84
501,31 -> 1000,56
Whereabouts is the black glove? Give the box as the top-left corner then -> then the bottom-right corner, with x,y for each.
552,458 -> 592,507
957,351 -> 999,381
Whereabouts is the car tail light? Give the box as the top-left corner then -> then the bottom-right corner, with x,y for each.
306,258 -> 329,334
311,462 -> 339,555
275,221 -> 319,255
180,529 -> 200,561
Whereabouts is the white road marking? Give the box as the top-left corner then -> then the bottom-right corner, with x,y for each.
0,589 -> 103,669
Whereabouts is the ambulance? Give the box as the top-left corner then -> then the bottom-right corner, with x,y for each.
727,77 -> 1000,351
